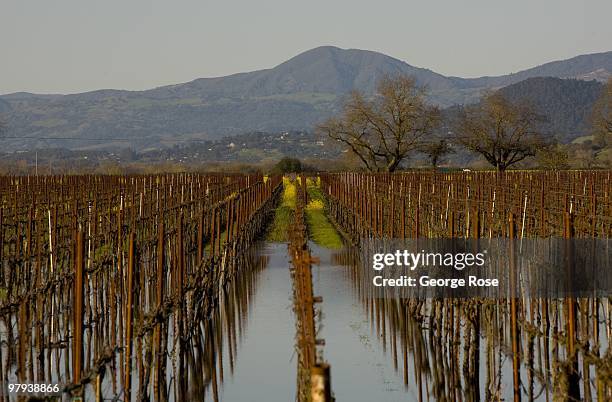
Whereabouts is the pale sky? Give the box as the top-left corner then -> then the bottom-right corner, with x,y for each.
1,0 -> 610,95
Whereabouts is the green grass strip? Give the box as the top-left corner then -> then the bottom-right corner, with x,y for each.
305,178 -> 343,249
266,177 -> 296,242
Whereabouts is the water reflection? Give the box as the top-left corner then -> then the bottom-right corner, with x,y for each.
3,241 -> 610,401
331,245 -> 612,401
202,242 -> 296,401
0,243 -> 270,402
188,245 -> 269,401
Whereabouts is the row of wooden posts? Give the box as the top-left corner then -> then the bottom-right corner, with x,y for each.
288,176 -> 332,402
0,173 -> 281,401
321,171 -> 611,402
321,171 -> 611,240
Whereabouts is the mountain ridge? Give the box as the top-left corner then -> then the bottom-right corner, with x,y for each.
4,46 -> 610,97
1,46 -> 610,151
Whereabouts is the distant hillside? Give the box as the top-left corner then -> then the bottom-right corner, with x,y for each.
152,47 -> 453,96
1,46 -> 610,151
451,51 -> 612,89
0,98 -> 10,114
498,77 -> 604,142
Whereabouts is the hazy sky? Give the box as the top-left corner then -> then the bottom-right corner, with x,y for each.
1,0 -> 610,94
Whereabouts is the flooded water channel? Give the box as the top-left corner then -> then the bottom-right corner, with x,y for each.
202,242 -> 296,401
203,241 -> 610,402
206,242 -> 430,401
3,240 -> 605,401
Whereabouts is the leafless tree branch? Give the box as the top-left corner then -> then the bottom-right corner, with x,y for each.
453,92 -> 546,171
317,75 -> 440,172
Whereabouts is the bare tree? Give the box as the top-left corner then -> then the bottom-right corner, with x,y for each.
453,92 -> 546,171
420,139 -> 454,169
317,75 -> 440,172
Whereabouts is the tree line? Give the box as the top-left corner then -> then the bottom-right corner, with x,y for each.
318,75 -> 612,171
